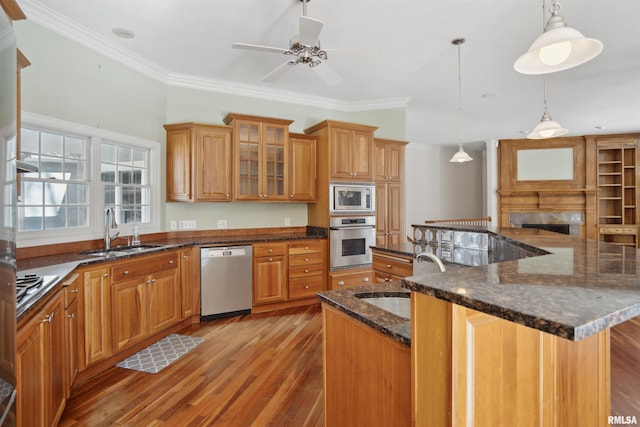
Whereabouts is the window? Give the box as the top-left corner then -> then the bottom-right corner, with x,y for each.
19,127 -> 90,231
18,113 -> 160,247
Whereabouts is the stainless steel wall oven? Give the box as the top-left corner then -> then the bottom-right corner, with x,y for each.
329,216 -> 375,269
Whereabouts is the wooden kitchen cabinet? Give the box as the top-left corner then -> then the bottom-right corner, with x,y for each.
17,291 -> 66,427
79,265 -> 112,368
164,122 -> 233,202
372,249 -> 413,283
180,247 -> 199,320
304,120 -> 378,184
288,133 -> 317,201
288,239 -> 326,300
253,242 -> 288,305
62,273 -> 79,397
374,139 -> 407,247
224,113 -> 294,201
111,251 -> 180,353
329,266 -> 373,290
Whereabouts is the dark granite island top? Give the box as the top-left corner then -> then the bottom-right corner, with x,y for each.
403,225 -> 640,341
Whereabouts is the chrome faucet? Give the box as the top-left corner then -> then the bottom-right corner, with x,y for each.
104,207 -> 119,251
416,251 -> 447,272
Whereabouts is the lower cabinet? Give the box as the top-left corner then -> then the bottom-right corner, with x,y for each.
253,239 -> 327,309
372,249 -> 413,283
62,273 -> 79,398
17,292 -> 66,427
329,266 -> 373,290
80,265 -> 112,368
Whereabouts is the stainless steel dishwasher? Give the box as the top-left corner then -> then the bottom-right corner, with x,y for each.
200,245 -> 253,320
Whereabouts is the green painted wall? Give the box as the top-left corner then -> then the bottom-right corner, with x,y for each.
14,21 -> 407,232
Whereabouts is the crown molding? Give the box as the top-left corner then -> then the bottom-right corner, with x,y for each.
18,0 -> 409,112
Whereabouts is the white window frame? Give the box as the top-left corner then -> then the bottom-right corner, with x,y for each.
18,112 -> 161,248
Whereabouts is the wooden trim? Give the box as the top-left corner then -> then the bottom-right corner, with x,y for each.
303,119 -> 378,135
222,112 -> 293,126
17,49 -> 30,69
0,0 -> 26,20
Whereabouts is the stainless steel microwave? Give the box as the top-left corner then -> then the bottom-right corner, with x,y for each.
329,183 -> 375,215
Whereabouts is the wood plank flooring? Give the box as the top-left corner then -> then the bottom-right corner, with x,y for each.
59,305 -> 323,427
59,305 -> 639,426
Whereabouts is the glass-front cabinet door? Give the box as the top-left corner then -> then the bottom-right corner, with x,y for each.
225,113 -> 293,201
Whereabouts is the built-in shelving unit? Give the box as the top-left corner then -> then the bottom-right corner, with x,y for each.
596,137 -> 639,248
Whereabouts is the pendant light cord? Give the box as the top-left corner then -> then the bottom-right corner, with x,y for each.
452,38 -> 465,147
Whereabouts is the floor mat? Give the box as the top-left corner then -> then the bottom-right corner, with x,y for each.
116,333 -> 204,374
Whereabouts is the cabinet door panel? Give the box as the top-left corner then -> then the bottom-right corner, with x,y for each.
166,129 -> 192,202
253,256 -> 287,304
388,182 -> 403,237
195,127 -> 232,201
148,270 -> 182,333
236,122 -> 261,200
289,135 -> 317,201
330,128 -> 353,179
17,312 -> 45,427
82,267 -> 111,366
351,130 -> 372,179
111,280 -> 147,352
263,124 -> 288,199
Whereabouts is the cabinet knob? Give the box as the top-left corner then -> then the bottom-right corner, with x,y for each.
384,277 -> 391,282
183,255 -> 189,259
304,269 -> 309,273
304,257 -> 309,262
103,273 -> 109,278
151,278 -> 156,283
363,277 -> 369,282
268,258 -> 273,262
68,313 -> 75,319
304,285 -> 309,289
70,288 -> 79,293
289,195 -> 294,198
338,280 -> 345,286
123,270 -> 129,275
43,313 -> 54,323
268,248 -> 273,253
169,260 -> 174,264
386,264 -> 392,268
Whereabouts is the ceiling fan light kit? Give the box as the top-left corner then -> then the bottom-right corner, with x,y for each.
514,0 -> 603,75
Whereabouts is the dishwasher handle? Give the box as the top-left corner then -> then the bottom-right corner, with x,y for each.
201,246 -> 251,259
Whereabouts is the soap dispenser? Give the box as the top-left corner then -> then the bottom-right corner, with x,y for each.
132,225 -> 140,246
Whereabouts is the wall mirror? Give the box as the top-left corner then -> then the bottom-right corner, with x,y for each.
517,147 -> 574,181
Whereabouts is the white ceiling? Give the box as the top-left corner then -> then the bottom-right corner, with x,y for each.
17,0 -> 640,147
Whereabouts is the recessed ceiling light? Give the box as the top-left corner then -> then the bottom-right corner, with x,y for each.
112,27 -> 135,39
519,130 -> 529,135
595,125 -> 606,130
481,92 -> 499,99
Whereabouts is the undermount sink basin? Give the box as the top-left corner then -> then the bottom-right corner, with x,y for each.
81,244 -> 163,257
359,296 -> 411,319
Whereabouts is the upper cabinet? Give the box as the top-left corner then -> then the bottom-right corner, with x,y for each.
373,138 -> 407,246
288,133 -> 317,202
305,120 -> 377,182
224,113 -> 293,201
164,123 -> 232,202
373,139 -> 405,182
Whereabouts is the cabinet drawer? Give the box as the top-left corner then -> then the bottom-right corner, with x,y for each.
372,255 -> 413,277
111,252 -> 179,283
253,243 -> 287,257
62,273 -> 79,307
289,241 -> 322,255
289,276 -> 323,300
289,252 -> 323,267
289,264 -> 324,279
373,271 -> 404,284
330,269 -> 373,289
599,227 -> 637,235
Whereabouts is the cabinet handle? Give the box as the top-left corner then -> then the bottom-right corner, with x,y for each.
289,195 -> 294,198
70,289 -> 79,293
338,280 -> 345,286
123,270 -> 129,275
363,277 -> 369,282
43,313 -> 54,323
384,277 -> 391,282
68,313 -> 75,319
151,278 -> 156,283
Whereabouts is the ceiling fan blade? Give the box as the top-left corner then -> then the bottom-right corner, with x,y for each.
312,63 -> 343,87
261,60 -> 297,82
299,16 -> 324,46
232,43 -> 289,55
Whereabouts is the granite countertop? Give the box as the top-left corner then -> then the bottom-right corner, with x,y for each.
403,225 -> 640,341
17,229 -> 326,321
317,282 -> 411,346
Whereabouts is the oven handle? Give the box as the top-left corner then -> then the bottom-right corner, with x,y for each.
330,225 -> 375,230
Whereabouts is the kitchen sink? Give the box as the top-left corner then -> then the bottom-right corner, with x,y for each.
81,244 -> 164,257
358,295 -> 411,319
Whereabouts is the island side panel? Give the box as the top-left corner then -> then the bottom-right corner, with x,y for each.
412,292 -> 610,427
322,303 -> 411,427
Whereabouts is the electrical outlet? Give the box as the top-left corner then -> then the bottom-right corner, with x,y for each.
284,217 -> 291,226
217,219 -> 227,229
170,220 -> 177,230
186,220 -> 196,230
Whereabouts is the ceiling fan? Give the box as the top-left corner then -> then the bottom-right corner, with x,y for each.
232,0 -> 343,86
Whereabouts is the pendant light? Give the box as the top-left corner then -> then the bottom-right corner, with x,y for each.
514,0 -> 603,75
449,38 -> 472,163
527,75 -> 568,139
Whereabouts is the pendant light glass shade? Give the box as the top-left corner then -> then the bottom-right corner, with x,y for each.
450,144 -> 473,163
527,111 -> 568,139
514,1 -> 603,75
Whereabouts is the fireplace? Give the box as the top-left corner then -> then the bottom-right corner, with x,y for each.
510,212 -> 582,236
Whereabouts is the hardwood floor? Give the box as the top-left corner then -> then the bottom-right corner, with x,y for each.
59,304 -> 323,427
59,305 -> 638,426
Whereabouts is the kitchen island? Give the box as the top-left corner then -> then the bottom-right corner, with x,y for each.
319,225 -> 640,426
